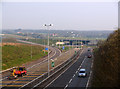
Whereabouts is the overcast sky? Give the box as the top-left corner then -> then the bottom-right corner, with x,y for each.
2,1 -> 118,31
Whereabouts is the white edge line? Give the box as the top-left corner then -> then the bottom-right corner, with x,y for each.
19,49 -> 59,88
1,43 -> 59,81
34,56 -> 78,89
19,72 -> 48,89
86,58 -> 94,89
65,49 -> 87,88
27,47 -> 57,70
86,71 -> 92,89
43,49 -> 83,89
20,49 -> 82,89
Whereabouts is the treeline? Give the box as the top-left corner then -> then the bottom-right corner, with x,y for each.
92,29 -> 120,87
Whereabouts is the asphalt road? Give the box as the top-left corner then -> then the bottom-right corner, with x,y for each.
44,47 -> 93,89
0,41 -> 61,88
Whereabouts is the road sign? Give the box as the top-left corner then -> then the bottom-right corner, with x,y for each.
51,62 -> 55,67
62,46 -> 65,50
45,48 -> 48,50
75,51 -> 77,54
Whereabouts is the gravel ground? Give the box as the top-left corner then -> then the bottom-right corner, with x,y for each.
27,48 -> 80,74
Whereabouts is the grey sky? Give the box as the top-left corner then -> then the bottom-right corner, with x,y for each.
2,2 -> 118,30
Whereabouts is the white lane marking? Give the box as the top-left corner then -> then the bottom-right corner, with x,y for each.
65,51 -> 69,53
64,84 -> 68,89
19,72 -> 48,89
19,49 -> 61,89
43,49 -> 84,89
27,48 -> 57,70
69,79 -> 72,83
91,62 -> 93,68
86,53 -> 94,89
34,56 -> 79,89
86,71 -> 92,89
65,49 -> 87,88
1,45 -> 60,81
76,71 -> 78,74
80,56 -> 86,67
73,74 -> 75,78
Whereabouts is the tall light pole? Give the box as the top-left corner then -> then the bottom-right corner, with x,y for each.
44,24 -> 53,76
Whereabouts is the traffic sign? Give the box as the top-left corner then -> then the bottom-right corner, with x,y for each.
75,51 -> 77,54
45,48 -> 48,50
51,62 -> 55,67
62,46 -> 65,50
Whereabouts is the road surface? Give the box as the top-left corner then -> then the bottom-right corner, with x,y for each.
0,41 -> 61,88
42,48 -> 93,89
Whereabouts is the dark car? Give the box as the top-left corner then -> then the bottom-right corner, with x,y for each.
88,54 -> 92,58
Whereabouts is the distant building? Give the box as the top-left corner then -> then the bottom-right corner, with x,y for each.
56,42 -> 64,45
51,33 -> 58,37
0,34 -> 4,36
17,32 -> 22,34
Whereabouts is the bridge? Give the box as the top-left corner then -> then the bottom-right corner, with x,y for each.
60,39 -> 90,45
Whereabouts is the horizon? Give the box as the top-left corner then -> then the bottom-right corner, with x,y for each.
2,29 -> 114,32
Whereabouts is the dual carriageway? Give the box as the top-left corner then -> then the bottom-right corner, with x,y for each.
0,41 -> 93,89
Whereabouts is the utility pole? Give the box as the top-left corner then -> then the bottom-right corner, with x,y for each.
44,24 -> 53,76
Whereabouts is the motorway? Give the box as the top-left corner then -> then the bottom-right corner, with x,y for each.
1,42 -> 93,89
34,48 -> 93,89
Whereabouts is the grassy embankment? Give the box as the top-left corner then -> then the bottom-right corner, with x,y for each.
92,29 -> 119,87
28,39 -> 58,46
2,38 -> 48,70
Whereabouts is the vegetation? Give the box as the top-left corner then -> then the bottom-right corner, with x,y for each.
3,30 -> 112,40
27,38 -> 58,46
2,43 -> 48,70
92,29 -> 119,87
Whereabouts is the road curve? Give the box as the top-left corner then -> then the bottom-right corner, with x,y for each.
1,41 -> 61,88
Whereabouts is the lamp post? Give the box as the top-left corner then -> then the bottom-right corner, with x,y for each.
44,24 -> 53,76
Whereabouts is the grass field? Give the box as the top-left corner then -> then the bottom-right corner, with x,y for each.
27,38 -> 58,46
2,43 -> 48,70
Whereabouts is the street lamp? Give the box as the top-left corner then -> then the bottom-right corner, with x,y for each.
44,24 -> 53,76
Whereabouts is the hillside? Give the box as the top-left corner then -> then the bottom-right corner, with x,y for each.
2,41 -> 48,70
92,29 -> 119,87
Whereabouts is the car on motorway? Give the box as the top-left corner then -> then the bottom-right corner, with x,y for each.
78,69 -> 87,77
88,54 -> 92,58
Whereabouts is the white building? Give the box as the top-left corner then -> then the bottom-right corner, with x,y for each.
56,42 -> 64,45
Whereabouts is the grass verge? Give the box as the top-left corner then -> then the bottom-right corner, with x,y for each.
2,43 -> 48,70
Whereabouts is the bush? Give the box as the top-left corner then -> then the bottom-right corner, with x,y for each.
92,29 -> 119,87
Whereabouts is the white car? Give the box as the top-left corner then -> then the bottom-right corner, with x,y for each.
78,69 -> 87,77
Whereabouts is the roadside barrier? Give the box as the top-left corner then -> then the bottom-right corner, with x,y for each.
20,50 -> 81,88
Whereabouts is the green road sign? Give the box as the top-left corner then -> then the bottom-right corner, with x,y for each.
52,62 -> 55,67
75,51 -> 77,54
